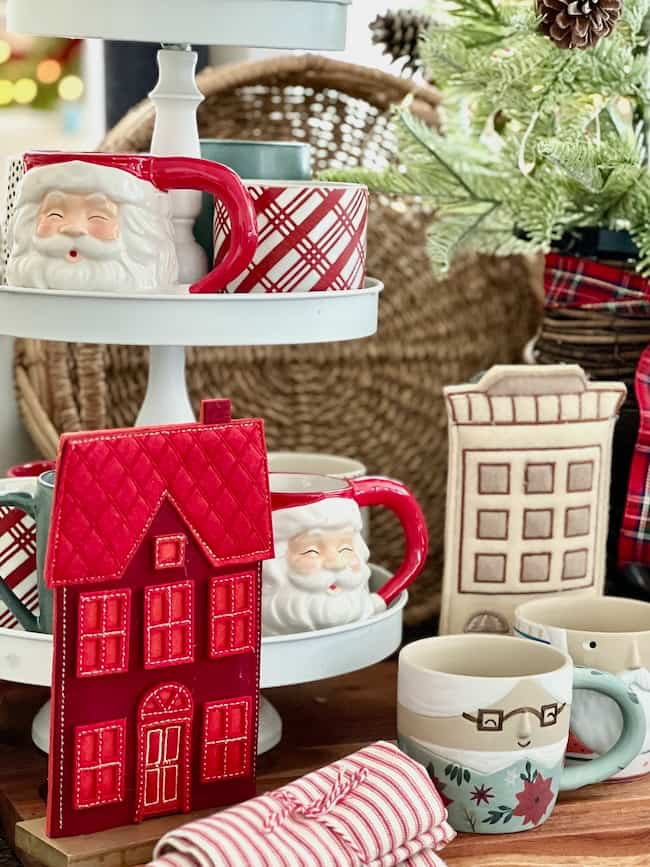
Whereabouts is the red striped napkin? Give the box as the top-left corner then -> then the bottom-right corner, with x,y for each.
149,741 -> 456,867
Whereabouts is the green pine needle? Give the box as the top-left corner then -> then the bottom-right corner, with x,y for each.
323,0 -> 650,274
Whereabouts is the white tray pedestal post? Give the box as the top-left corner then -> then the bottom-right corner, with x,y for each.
143,44 -> 207,426
149,45 -> 207,284
137,346 -> 194,426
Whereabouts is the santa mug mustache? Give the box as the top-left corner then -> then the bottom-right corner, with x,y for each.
515,596 -> 650,781
5,151 -> 258,294
262,472 -> 428,636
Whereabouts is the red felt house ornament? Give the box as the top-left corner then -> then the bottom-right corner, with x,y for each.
44,400 -> 273,838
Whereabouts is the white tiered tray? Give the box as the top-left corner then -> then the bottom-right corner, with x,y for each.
0,281 -> 382,347
2,0 -> 389,764
0,565 -> 405,754
8,0 -> 351,49
0,280 -> 382,425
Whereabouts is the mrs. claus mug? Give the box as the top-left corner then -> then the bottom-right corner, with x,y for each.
398,634 -> 646,834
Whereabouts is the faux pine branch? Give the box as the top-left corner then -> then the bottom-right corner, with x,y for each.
326,0 -> 650,275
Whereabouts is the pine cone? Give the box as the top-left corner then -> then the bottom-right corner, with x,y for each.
369,9 -> 431,74
537,0 -> 622,49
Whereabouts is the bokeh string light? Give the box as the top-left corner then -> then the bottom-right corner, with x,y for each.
36,58 -> 62,84
0,32 -> 82,108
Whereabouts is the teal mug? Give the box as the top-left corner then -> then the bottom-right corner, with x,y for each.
195,139 -> 312,259
397,635 -> 646,834
0,470 -> 55,633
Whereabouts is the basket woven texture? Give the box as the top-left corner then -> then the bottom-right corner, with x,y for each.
13,54 -> 541,624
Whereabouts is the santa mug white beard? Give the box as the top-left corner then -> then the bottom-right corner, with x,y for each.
515,596 -> 650,780
263,472 -> 429,636
8,217 -> 168,294
6,152 -> 258,295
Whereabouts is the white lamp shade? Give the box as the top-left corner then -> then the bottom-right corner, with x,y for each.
7,0 -> 351,49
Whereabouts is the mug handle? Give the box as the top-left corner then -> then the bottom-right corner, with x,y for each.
350,477 -> 428,606
560,667 -> 647,791
0,481 -> 39,632
150,156 -> 258,295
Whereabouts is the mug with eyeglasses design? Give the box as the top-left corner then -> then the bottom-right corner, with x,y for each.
464,701 -> 567,732
397,634 -> 646,834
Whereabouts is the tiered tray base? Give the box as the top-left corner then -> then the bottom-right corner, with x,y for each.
1,663 -> 649,867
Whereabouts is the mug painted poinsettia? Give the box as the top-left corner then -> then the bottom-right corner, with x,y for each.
397,635 -> 646,834
401,736 -> 562,834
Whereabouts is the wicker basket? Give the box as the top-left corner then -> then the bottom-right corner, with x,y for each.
13,54 -> 542,624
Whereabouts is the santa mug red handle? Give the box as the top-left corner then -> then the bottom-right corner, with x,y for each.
270,473 -> 428,606
22,152 -> 258,294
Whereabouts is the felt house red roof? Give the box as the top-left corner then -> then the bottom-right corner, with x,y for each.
45,418 -> 273,588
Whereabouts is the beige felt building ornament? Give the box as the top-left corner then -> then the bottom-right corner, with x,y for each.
439,365 -> 626,635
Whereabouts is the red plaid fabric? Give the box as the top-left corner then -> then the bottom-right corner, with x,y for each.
619,345 -> 650,568
0,505 -> 37,628
544,253 -> 650,316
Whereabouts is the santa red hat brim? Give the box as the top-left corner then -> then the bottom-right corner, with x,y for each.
18,158 -> 163,208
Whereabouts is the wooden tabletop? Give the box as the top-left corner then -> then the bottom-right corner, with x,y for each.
1,665 -> 650,866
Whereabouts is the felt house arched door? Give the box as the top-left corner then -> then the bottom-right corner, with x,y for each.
135,682 -> 193,822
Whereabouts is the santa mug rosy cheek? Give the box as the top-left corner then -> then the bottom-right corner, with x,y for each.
6,151 -> 258,294
261,472 -> 428,635
397,635 -> 646,834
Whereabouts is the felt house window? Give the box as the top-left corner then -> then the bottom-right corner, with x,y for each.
77,590 -> 131,678
144,580 -> 194,669
201,697 -> 252,782
154,534 -> 187,570
73,719 -> 126,810
208,572 -> 256,658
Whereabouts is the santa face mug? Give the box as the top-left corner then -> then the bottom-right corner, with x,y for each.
515,596 -> 650,781
398,634 -> 646,834
6,151 -> 258,294
262,472 -> 428,635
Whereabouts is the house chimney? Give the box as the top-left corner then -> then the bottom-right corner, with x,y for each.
200,399 -> 232,425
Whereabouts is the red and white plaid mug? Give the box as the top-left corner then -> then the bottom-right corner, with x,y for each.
7,151 -> 258,294
268,472 -> 428,614
0,460 -> 55,630
214,180 -> 368,293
